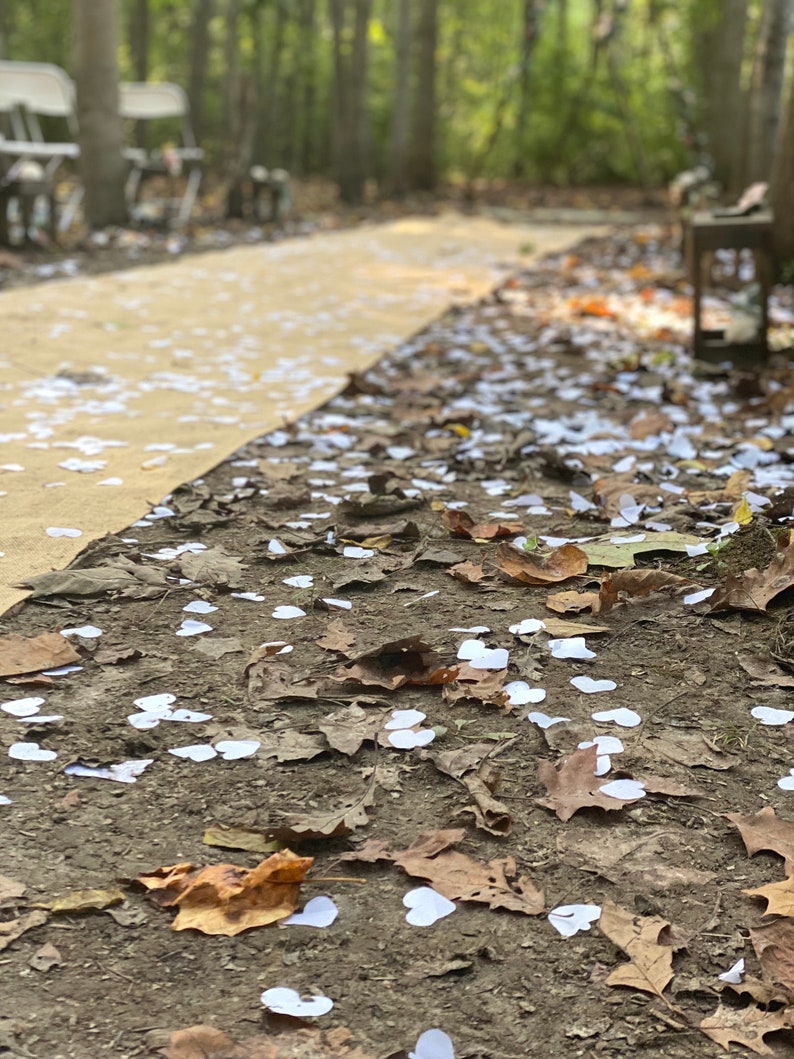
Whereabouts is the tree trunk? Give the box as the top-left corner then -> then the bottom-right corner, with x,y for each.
329,0 -> 371,204
299,0 -> 318,173
771,64 -> 794,262
388,0 -> 411,196
514,0 -> 544,178
223,0 -> 241,136
411,0 -> 438,190
701,0 -> 749,193
744,0 -> 793,184
128,0 -> 149,149
72,0 -> 127,228
188,0 -> 213,146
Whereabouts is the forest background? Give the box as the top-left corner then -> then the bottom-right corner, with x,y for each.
1,1 -> 794,248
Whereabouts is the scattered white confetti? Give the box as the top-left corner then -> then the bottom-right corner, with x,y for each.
1,697 -> 45,717
504,681 -> 546,706
343,545 -> 374,559
548,637 -> 595,660
777,769 -> 794,791
548,903 -> 602,937
385,709 -> 426,730
571,676 -> 617,694
183,600 -> 218,614
0,795 -> 11,806
46,527 -> 83,538
176,618 -> 213,636
610,533 -> 645,545
61,625 -> 102,638
684,587 -> 715,606
404,590 -> 440,606
272,605 -> 306,619
592,707 -> 641,728
599,778 -> 646,800
403,886 -> 456,926
59,457 -> 105,473
685,542 -> 709,557
388,728 -> 435,749
283,575 -> 313,588
168,744 -> 218,762
449,625 -> 490,633
41,665 -> 83,676
579,736 -> 624,755
8,742 -> 57,762
410,1029 -> 456,1059
509,618 -> 546,636
97,477 -> 124,486
322,598 -> 352,610
64,759 -> 153,783
260,987 -> 333,1017
751,705 -> 794,726
527,712 -> 571,729
128,712 -> 165,730
281,896 -> 339,928
231,592 -> 265,602
258,641 -> 293,655
215,739 -> 260,760
268,538 -> 288,555
168,709 -> 213,723
134,693 -> 175,711
468,647 -> 509,670
718,958 -> 745,985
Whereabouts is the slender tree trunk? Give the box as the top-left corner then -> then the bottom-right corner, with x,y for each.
411,0 -> 438,190
701,0 -> 749,192
299,0 -> 318,173
262,0 -> 287,165
388,0 -> 411,195
72,0 -> 127,228
188,0 -> 213,145
771,65 -> 794,261
745,0 -> 793,184
223,0 -> 240,135
514,0 -> 544,177
128,0 -> 149,149
329,0 -> 371,204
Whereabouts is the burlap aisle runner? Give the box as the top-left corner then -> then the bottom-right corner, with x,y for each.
0,214 -> 596,618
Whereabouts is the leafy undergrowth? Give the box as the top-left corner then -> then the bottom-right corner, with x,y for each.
5,229 -> 794,1058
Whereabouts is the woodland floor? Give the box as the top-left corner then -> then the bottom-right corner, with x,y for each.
4,226 -> 794,1059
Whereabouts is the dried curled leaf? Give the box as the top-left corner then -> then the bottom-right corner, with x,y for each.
0,631 -> 80,678
496,542 -> 588,585
599,900 -> 674,999
710,534 -> 794,612
138,850 -> 313,935
536,745 -> 642,821
700,1002 -> 794,1055
442,508 -> 514,541
726,806 -> 794,874
332,635 -> 458,690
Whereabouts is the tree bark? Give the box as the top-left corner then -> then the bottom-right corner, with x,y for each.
771,62 -> 794,262
745,0 -> 793,184
188,0 -> 213,146
329,0 -> 371,204
72,0 -> 127,228
514,0 -> 544,178
128,0 -> 149,149
411,0 -> 438,190
701,0 -> 749,193
388,0 -> 411,196
299,0 -> 318,174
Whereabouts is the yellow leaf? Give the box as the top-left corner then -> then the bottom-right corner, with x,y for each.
47,888 -> 125,913
359,534 -> 392,550
448,423 -> 471,438
733,496 -> 753,526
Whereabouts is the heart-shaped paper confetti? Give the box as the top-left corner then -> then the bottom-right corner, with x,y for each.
176,619 -> 213,636
548,903 -> 602,937
449,625 -> 490,633
527,711 -> 570,729
64,759 -> 153,783
409,1029 -> 456,1059
41,665 -> 83,676
183,600 -> 218,614
0,795 -> 11,806
283,575 -> 313,588
232,592 -> 265,602
468,647 -> 509,670
571,676 -> 617,694
272,605 -> 306,620
389,728 -> 435,749
128,711 -> 166,730
282,896 -> 339,928
260,987 -> 333,1017
509,618 -> 546,636
751,705 -> 794,726
718,958 -> 745,984
2,697 -> 45,717
403,886 -> 456,926
8,742 -> 57,762
215,739 -> 261,760
778,769 -> 794,791
268,539 -> 288,555
684,587 -> 716,606
61,625 -> 102,638
322,598 -> 352,610
579,736 -> 624,755
343,545 -> 374,559
47,527 -> 82,538
385,709 -> 427,731
599,778 -> 646,800
548,637 -> 595,660
504,681 -> 546,706
592,707 -> 641,728
169,744 -> 217,762
133,693 -> 175,712
167,709 -> 212,723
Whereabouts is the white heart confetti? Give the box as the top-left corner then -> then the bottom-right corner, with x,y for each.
61,625 -> 102,638
509,618 -> 546,636
176,619 -> 213,636
527,712 -> 571,729
403,886 -> 456,926
41,665 -> 83,676
468,647 -> 509,670
718,958 -> 745,984
449,625 -> 490,633
134,693 -> 175,711
168,709 -> 212,723
169,744 -> 217,762
579,736 -> 624,755
46,527 -> 82,538
283,575 -> 313,588
260,987 -> 333,1017
548,903 -> 602,937
684,587 -> 716,606
571,676 -> 617,694
410,1029 -> 456,1059
282,896 -> 339,928
777,769 -> 794,791
548,637 -> 595,660
183,600 -> 218,614
215,739 -> 261,760
592,708 -> 641,728
232,592 -> 265,602
268,539 -> 288,555
751,705 -> 794,726
599,778 -> 646,800
2,697 -> 45,717
322,598 -> 352,610
388,728 -> 435,749
504,681 -> 546,706
343,545 -> 375,559
272,605 -> 306,619
385,709 -> 427,730
8,742 -> 57,762
64,759 -> 153,783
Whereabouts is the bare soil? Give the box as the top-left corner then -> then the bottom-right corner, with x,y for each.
3,227 -> 794,1059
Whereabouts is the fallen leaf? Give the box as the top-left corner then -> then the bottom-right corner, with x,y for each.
541,618 -> 611,637
178,548 -> 245,588
448,560 -> 487,584
496,542 -> 588,585
203,824 -> 282,854
700,1003 -> 793,1055
443,663 -> 509,709
745,877 -> 794,917
93,645 -> 144,665
461,768 -> 512,836
0,632 -> 80,678
318,704 -> 382,755
643,732 -> 738,770
316,620 -> 357,655
246,659 -> 323,703
750,919 -> 794,996
29,941 -> 62,972
545,591 -> 600,614
426,742 -> 498,779
536,745 -> 643,821
193,638 -> 245,659
0,876 -> 26,903
155,1023 -> 374,1059
578,531 -> 704,569
558,828 -> 716,889
258,731 -> 327,763
710,534 -> 794,612
442,509 -> 514,541
738,654 -> 794,687
266,783 -> 377,843
598,569 -> 698,612
332,636 -> 458,690
0,910 -> 48,951
138,850 -> 313,935
599,900 -> 674,999
726,807 -> 794,874
46,888 -> 125,913
19,560 -> 168,599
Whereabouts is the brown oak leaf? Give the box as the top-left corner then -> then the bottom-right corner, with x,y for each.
599,900 -> 674,999
710,533 -> 794,612
496,541 -> 588,585
700,1002 -> 794,1055
726,806 -> 794,874
536,745 -> 643,821
751,919 -> 794,995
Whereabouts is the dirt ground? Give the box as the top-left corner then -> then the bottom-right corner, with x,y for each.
4,226 -> 794,1059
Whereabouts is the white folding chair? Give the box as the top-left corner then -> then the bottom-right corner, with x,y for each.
119,82 -> 203,225
0,60 -> 81,235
